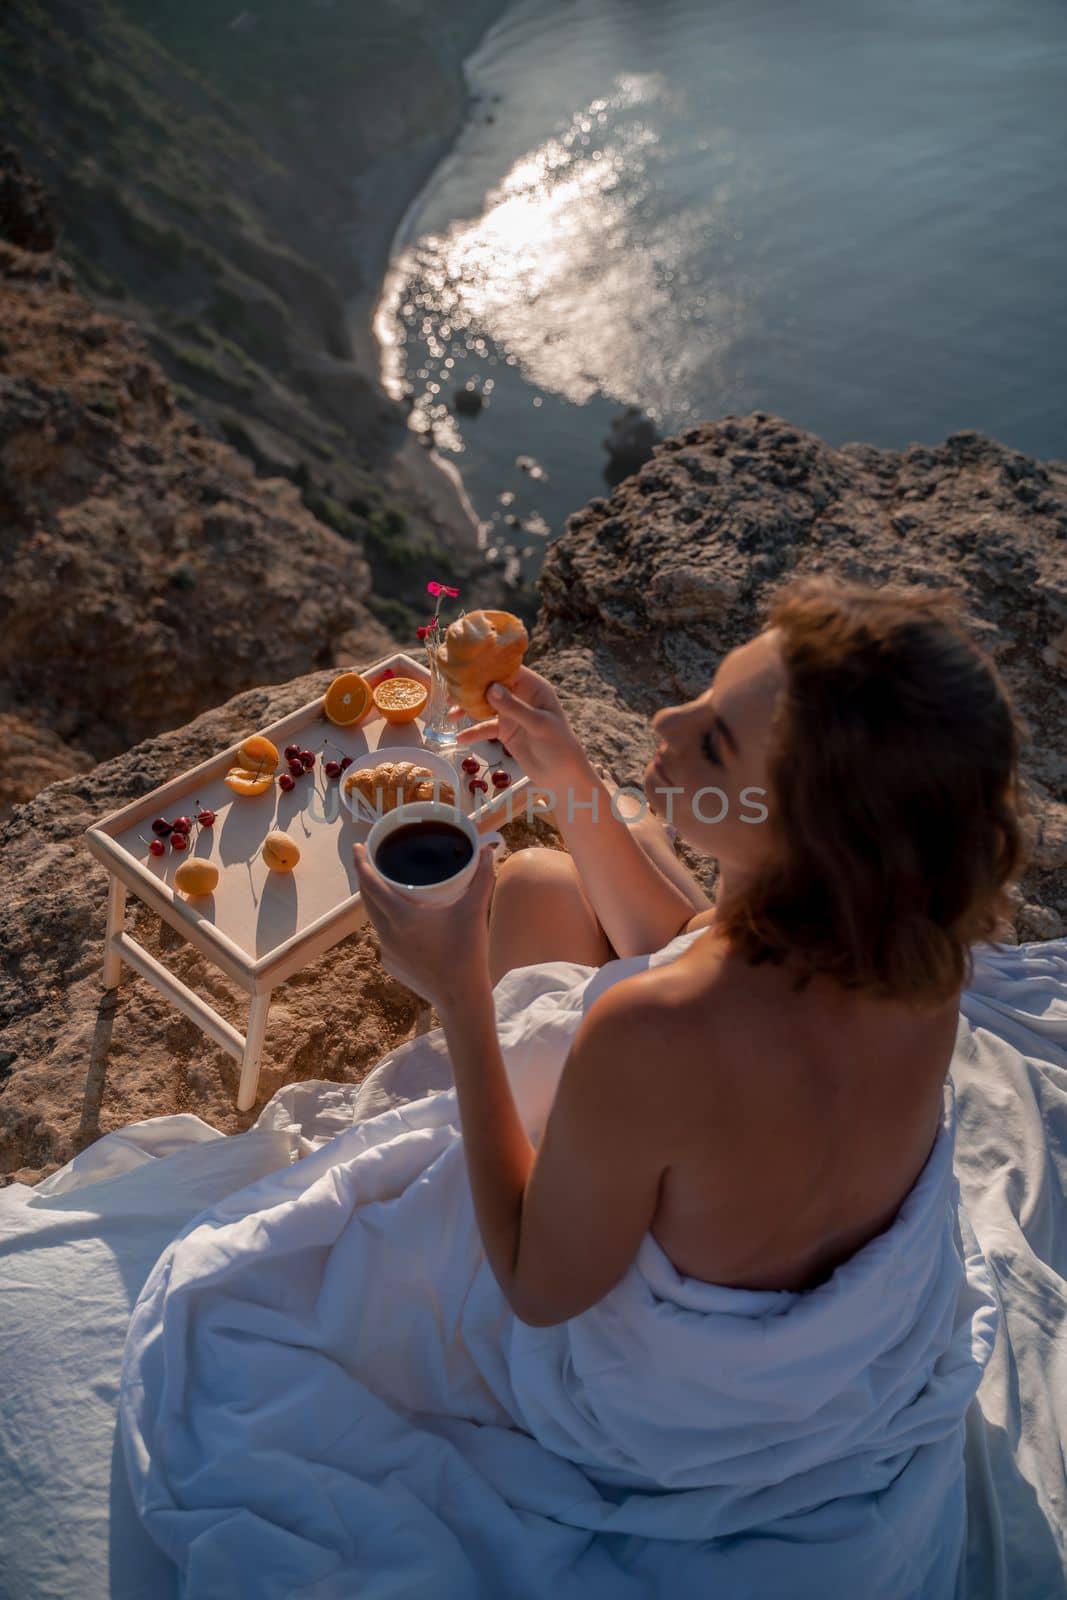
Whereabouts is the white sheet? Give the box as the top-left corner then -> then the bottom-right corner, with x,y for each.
1,934 -> 1065,1599
0,1120 -> 304,1600
952,941 -> 1067,1597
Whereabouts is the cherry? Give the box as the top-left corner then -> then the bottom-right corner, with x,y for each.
461,755 -> 480,775
325,760 -> 341,778
279,772 -> 296,792
381,667 -> 395,679
197,809 -> 216,828
340,756 -> 353,771
469,778 -> 488,794
491,770 -> 510,787
170,832 -> 188,851
288,758 -> 304,778
172,815 -> 192,834
149,839 -> 166,857
284,744 -> 301,761
300,751 -> 315,771
151,816 -> 172,836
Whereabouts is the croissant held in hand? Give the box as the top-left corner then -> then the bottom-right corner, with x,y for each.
344,760 -> 455,813
437,608 -> 528,721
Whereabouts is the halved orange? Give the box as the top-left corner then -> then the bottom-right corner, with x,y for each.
324,671 -> 372,726
372,676 -> 428,725
224,766 -> 274,797
236,735 -> 279,773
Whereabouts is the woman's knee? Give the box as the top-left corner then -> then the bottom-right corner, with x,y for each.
488,847 -> 611,977
495,845 -> 579,891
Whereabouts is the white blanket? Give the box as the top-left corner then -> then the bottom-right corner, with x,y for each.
114,930 -> 1049,1600
2,933 -> 1065,1599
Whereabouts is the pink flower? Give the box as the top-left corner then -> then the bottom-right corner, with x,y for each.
442,585 -> 460,598
426,580 -> 443,597
415,626 -> 429,640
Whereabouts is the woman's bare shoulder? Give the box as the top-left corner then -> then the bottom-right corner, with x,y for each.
608,926 -> 742,1061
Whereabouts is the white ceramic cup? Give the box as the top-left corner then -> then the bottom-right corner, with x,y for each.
365,800 -> 504,905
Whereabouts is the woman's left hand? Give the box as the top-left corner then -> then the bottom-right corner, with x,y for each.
352,839 -> 497,1012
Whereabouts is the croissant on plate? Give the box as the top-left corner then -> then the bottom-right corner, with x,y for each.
436,608 -> 528,722
344,759 -> 455,813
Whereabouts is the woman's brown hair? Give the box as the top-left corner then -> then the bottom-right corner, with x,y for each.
714,573 -> 1029,1006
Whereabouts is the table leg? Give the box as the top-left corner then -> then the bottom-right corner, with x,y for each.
237,991 -> 272,1112
102,876 -> 128,990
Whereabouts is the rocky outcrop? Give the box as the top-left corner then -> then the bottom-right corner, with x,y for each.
0,226 -> 397,777
2,410 -> 1064,1186
0,141 -> 54,252
0,142 -> 534,818
0,714 -> 95,824
0,0 -> 514,627
529,413 -> 1067,931
603,405 -> 663,485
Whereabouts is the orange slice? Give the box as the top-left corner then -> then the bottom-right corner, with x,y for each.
236,735 -> 279,773
324,671 -> 372,726
224,765 -> 274,797
174,859 -> 219,897
372,676 -> 428,725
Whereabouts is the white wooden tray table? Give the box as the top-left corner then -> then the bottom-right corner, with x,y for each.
83,651 -> 530,1110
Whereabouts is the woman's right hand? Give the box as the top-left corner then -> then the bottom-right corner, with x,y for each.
452,665 -> 588,794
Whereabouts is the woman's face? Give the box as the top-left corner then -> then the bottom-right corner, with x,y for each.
644,627 -> 786,873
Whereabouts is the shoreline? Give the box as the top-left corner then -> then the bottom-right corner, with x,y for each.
344,1 -> 510,558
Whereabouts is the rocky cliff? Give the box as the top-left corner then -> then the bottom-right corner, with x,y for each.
0,184 -> 395,811
2,413 -> 1064,1186
0,144 -> 536,816
0,0 -> 522,633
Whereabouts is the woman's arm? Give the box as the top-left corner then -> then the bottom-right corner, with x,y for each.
437,973 -> 534,1315
550,751 -> 704,959
458,671 -> 700,960
438,962 -> 669,1328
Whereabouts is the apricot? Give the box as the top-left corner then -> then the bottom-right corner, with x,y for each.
224,766 -> 274,797
236,735 -> 279,773
262,830 -> 300,873
174,858 -> 219,897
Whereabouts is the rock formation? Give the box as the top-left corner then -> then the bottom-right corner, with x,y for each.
0,207 -> 396,793
532,413 -> 1067,931
2,411 -> 1064,1187
0,0 -> 520,627
602,405 -> 663,485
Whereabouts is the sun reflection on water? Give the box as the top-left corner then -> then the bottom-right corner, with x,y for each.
375,72 -> 746,461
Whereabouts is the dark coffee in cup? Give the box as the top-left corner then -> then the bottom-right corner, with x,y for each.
373,819 -> 474,886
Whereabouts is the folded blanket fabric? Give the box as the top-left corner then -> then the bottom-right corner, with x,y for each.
119,928 -> 1000,1600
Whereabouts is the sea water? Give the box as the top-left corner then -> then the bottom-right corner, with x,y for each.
374,0 -> 1067,579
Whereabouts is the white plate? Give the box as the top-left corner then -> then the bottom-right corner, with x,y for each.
339,746 -> 461,825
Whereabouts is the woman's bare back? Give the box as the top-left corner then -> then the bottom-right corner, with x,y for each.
643,917 -> 962,1293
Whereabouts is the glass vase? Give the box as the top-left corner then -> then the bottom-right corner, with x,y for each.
421,641 -> 459,751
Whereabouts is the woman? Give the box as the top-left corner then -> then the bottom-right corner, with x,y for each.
354,570 -> 1026,1320
120,573 -> 1017,1598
